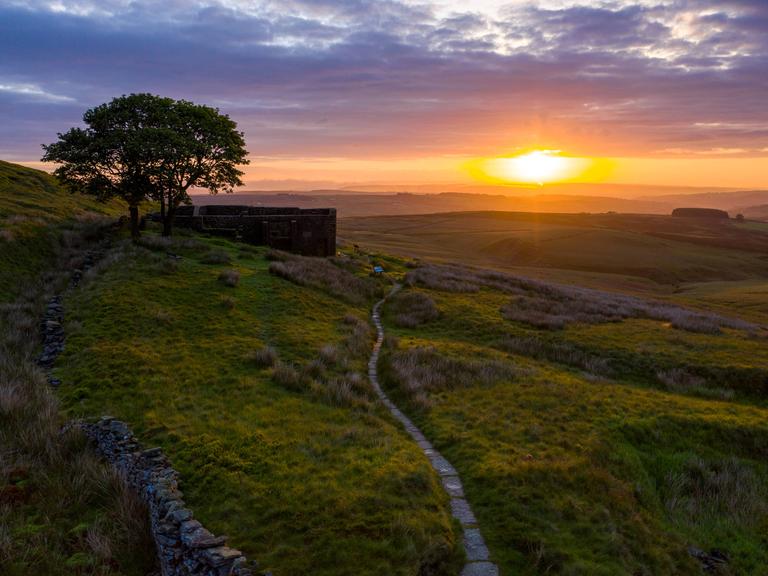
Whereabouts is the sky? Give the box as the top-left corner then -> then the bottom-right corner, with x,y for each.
1,0 -> 766,190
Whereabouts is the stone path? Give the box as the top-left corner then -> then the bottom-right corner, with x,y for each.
369,285 -> 499,576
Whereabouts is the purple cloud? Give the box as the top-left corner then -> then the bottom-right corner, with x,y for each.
0,0 -> 766,164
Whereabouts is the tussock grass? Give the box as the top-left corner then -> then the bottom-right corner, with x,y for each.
380,345 -> 524,410
656,368 -> 735,400
218,268 -> 240,287
498,335 -> 614,377
664,456 -> 768,527
389,290 -> 440,328
268,250 -> 383,305
245,346 -> 278,368
271,314 -> 376,409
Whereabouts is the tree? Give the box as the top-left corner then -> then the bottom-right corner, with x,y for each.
42,94 -> 249,239
42,94 -> 166,239
150,99 -> 249,236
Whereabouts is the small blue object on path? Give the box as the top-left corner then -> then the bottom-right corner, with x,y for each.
369,285 -> 499,576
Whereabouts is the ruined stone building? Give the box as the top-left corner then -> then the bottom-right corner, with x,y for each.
173,205 -> 336,256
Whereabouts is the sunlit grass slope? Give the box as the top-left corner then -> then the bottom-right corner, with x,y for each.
56,233 -> 461,576
377,265 -> 768,576
339,211 -> 768,290
0,160 -> 123,303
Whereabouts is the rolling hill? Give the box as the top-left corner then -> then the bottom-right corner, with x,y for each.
0,160 -> 123,302
339,211 -> 768,288
4,158 -> 768,575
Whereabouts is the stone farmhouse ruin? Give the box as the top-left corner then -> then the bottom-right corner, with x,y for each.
173,205 -> 336,256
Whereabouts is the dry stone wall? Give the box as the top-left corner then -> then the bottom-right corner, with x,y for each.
38,246 -> 260,576
74,417 -> 259,576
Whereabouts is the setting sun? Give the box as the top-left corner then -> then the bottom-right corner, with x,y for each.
467,150 -> 609,186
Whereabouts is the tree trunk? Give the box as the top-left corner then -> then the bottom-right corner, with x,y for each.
129,204 -> 140,241
159,192 -> 166,225
162,199 -> 175,237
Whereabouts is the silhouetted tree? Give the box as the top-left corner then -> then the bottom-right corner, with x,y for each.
42,94 -> 248,239
736,213 -> 745,222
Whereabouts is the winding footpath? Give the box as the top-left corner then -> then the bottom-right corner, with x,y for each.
369,285 -> 499,576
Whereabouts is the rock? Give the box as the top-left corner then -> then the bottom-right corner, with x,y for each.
201,546 -> 242,567
166,507 -> 193,524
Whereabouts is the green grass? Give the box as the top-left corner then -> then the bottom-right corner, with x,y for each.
0,160 -> 124,303
56,234 -> 461,576
378,275 -> 768,575
676,279 -> 768,324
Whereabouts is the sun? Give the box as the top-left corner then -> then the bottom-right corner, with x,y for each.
467,149 -> 608,186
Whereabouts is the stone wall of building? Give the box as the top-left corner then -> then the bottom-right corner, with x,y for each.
173,205 -> 336,257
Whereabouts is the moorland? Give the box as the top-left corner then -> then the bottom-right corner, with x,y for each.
2,159 -> 768,576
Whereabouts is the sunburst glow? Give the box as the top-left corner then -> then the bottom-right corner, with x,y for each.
468,150 -> 610,186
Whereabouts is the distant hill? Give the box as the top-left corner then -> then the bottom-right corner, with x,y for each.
645,190 -> 768,216
192,185 -> 768,219
190,190 -> 675,217
741,204 -> 768,220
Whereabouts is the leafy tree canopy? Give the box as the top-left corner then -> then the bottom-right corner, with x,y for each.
42,93 -> 249,238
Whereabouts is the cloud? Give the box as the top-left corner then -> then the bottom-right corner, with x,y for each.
0,81 -> 74,102
0,0 -> 765,164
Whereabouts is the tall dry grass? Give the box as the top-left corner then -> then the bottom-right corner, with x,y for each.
388,291 -> 440,328
267,250 -> 384,305
380,345 -> 524,410
0,224 -> 155,574
270,313 -> 375,409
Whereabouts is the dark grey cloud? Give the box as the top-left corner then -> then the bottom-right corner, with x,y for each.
0,0 -> 766,163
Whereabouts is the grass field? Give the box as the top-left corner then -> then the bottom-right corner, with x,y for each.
675,279 -> 768,324
7,158 -> 768,575
55,231 -> 462,576
0,160 -> 124,304
377,264 -> 768,576
339,211 -> 768,290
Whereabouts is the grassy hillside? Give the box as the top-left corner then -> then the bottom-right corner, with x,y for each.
339,211 -> 768,288
0,160 -> 124,303
55,232 -> 462,576
377,263 -> 768,575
